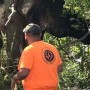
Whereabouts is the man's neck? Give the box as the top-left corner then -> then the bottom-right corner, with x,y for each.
28,38 -> 41,44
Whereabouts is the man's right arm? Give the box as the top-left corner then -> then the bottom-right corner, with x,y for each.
58,64 -> 63,73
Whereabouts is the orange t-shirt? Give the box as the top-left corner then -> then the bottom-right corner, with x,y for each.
18,41 -> 62,90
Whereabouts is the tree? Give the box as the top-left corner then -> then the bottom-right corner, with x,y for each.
0,0 -> 90,61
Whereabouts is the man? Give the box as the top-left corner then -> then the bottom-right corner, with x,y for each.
11,23 -> 63,90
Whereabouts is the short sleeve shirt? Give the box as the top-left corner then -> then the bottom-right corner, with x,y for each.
18,41 -> 62,90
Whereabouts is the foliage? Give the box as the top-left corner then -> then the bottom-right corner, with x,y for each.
62,0 -> 90,34
64,0 -> 90,19
0,33 -> 17,90
44,33 -> 90,89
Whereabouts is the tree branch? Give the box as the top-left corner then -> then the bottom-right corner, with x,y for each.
5,4 -> 16,26
62,28 -> 90,47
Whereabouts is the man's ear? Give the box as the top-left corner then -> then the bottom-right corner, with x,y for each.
24,33 -> 27,40
25,33 -> 30,38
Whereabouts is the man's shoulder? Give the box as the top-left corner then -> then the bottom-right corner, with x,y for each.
43,42 -> 56,49
23,45 -> 33,52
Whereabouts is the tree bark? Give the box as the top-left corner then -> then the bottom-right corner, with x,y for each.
1,0 -> 26,67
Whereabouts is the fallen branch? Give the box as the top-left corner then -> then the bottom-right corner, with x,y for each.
62,28 -> 90,48
5,4 -> 16,26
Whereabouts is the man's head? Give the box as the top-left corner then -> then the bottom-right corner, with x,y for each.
23,23 -> 42,44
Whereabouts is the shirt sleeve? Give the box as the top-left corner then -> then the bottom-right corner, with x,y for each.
18,49 -> 34,70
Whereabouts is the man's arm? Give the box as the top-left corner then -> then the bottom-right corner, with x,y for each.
11,68 -> 30,90
58,64 -> 63,73
13,68 -> 30,82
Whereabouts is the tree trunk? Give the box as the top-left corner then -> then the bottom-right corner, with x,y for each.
0,0 -> 26,68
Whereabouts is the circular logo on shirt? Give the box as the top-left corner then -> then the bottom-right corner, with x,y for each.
42,48 -> 55,64
44,50 -> 54,61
